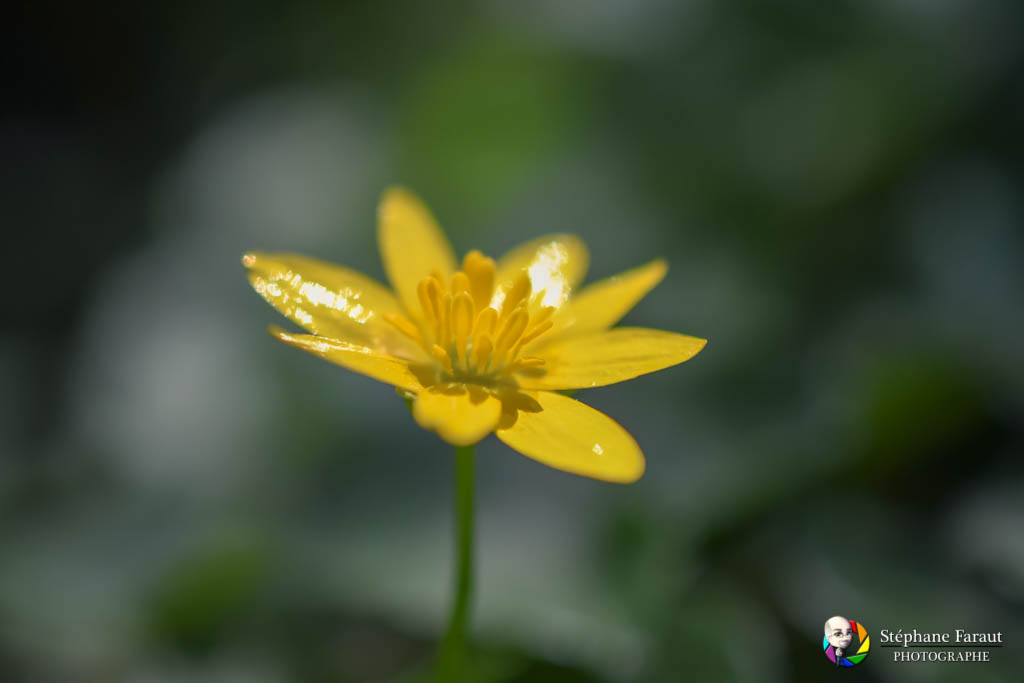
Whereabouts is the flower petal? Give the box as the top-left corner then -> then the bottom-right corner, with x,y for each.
493,234 -> 589,313
269,326 -> 424,392
243,251 -> 424,360
496,391 -> 644,483
378,187 -> 456,317
517,327 -> 706,390
537,259 -> 667,347
413,385 -> 502,446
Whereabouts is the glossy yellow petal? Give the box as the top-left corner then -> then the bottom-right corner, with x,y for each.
269,326 -> 424,392
378,187 -> 456,317
243,252 -> 424,360
538,259 -> 667,347
496,391 -> 644,483
413,385 -> 502,446
517,327 -> 706,390
493,234 -> 589,314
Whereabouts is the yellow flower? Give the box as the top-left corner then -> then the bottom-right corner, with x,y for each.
243,188 -> 705,483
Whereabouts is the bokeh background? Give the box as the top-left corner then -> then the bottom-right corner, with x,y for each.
4,1 -> 1024,681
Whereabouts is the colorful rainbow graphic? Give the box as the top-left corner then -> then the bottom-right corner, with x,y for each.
823,619 -> 871,667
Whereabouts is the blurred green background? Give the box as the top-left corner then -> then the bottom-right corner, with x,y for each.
4,1 -> 1023,681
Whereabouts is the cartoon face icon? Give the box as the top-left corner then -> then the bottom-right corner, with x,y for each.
825,616 -> 854,653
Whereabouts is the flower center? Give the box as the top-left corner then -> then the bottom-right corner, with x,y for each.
386,250 -> 553,385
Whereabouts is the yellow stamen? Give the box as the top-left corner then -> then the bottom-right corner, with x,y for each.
510,356 -> 545,372
532,306 -> 555,327
473,307 -> 498,339
492,307 -> 529,367
450,271 -> 471,296
518,319 -> 553,347
472,334 -> 493,374
432,344 -> 454,374
452,292 -> 474,364
439,293 -> 452,350
420,276 -> 444,340
417,279 -> 438,324
463,250 -> 495,312
498,273 -> 531,320
384,313 -> 422,343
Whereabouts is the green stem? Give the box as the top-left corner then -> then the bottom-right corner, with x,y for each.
433,444 -> 475,682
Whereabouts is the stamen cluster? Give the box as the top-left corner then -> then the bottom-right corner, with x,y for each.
386,251 -> 553,385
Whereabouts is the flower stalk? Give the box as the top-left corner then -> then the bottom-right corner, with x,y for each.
433,444 -> 475,682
